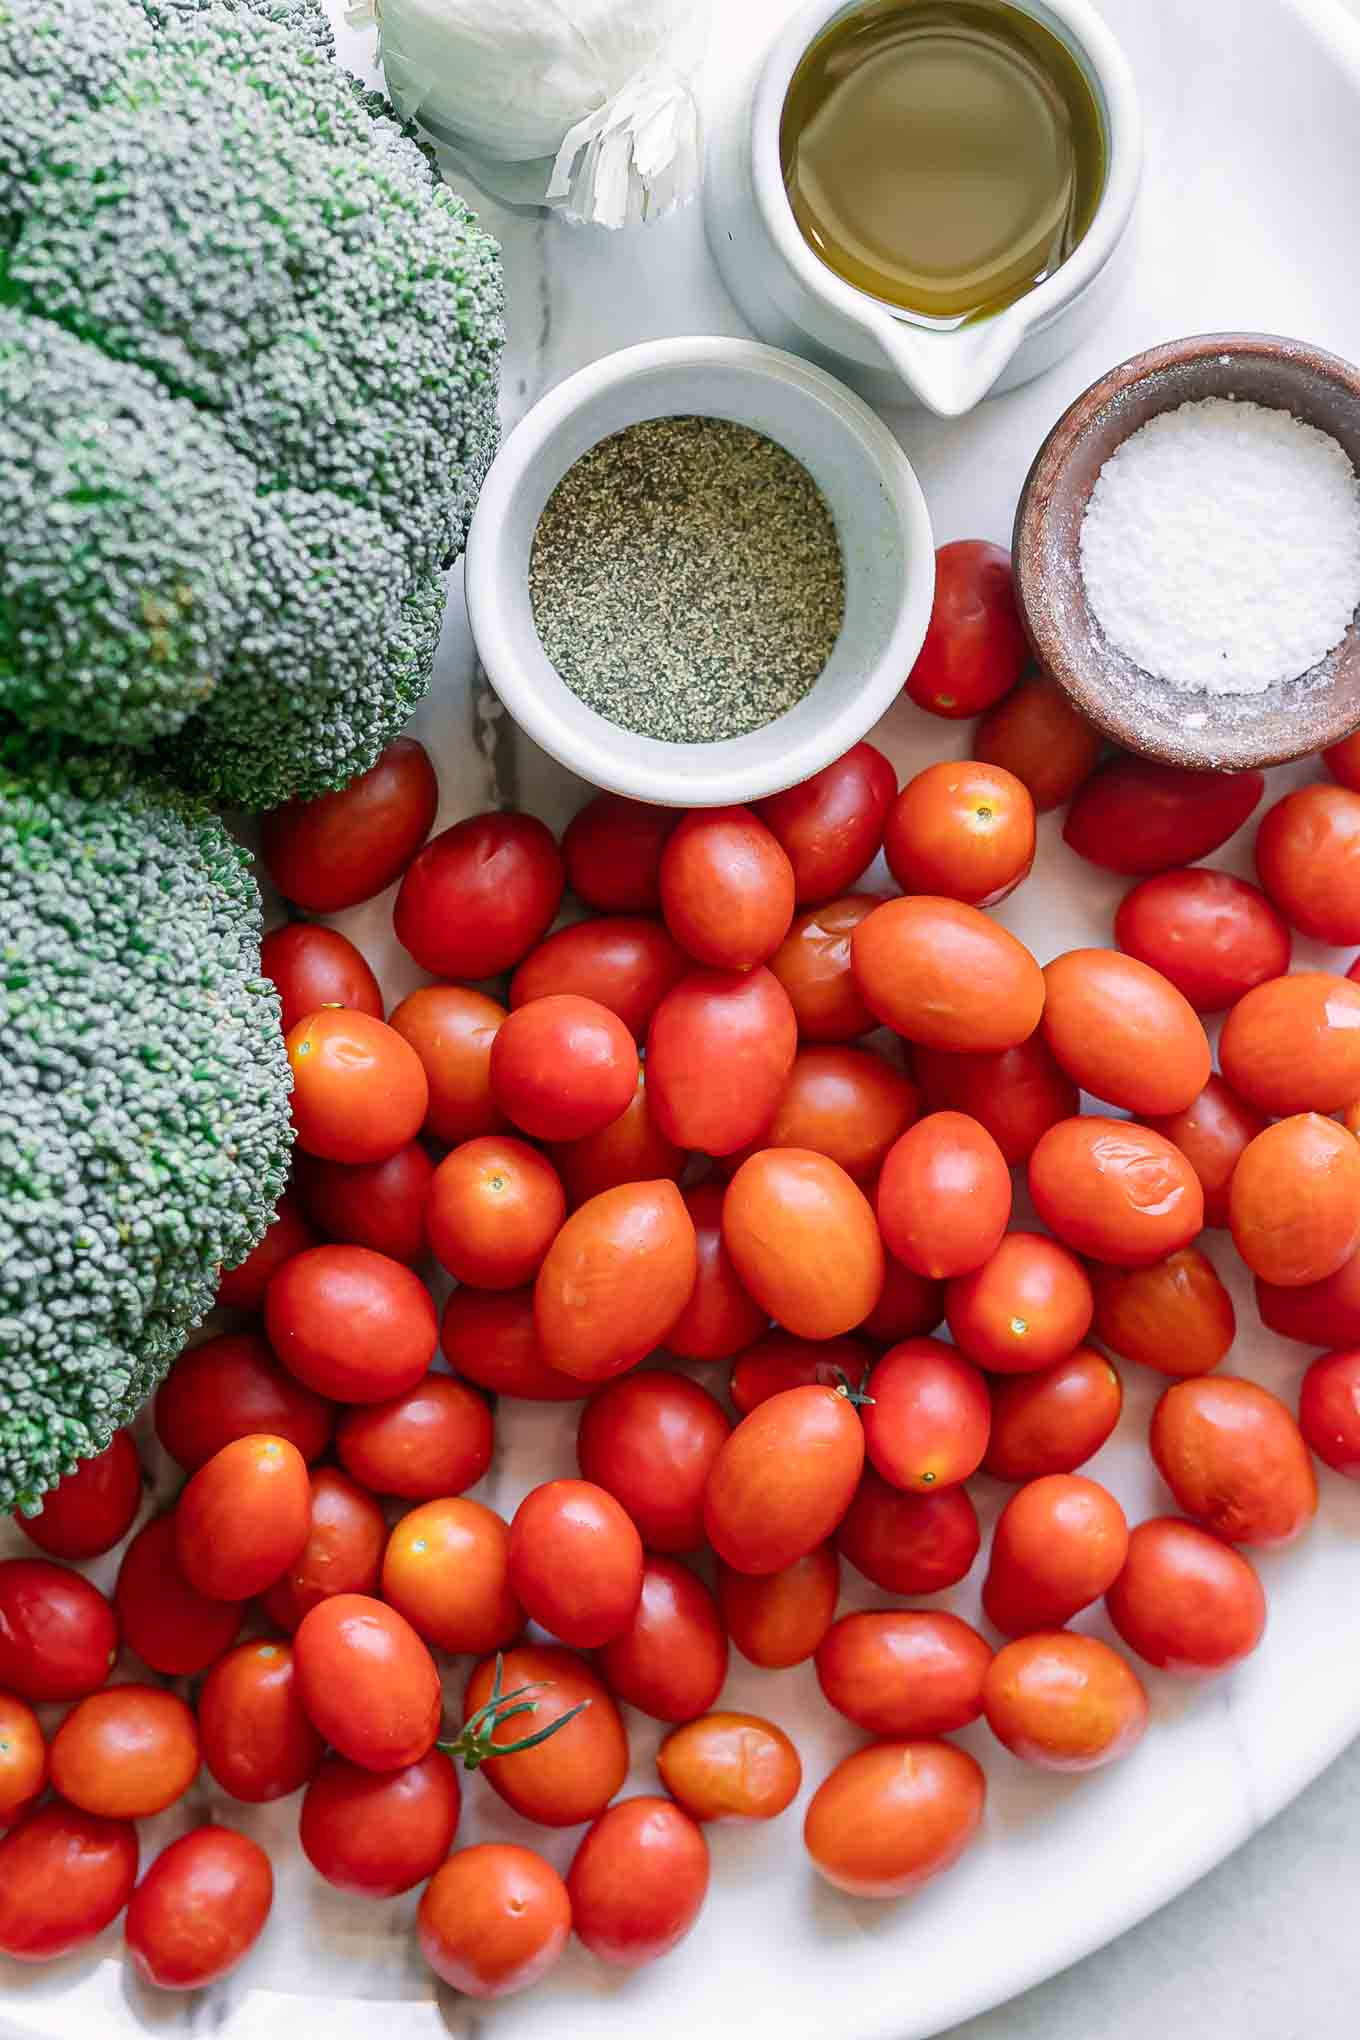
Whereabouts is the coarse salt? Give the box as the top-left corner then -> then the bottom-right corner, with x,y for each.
1079,396 -> 1360,694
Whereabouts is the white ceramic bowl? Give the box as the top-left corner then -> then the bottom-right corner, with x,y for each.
464,335 -> 935,805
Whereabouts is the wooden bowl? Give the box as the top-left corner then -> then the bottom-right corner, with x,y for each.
1013,332 -> 1360,770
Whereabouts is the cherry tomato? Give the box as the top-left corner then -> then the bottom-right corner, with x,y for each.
858,1260 -> 947,1343
729,1332 -> 875,1416
259,736 -> 437,913
1218,971 -> 1360,1116
156,1331 -> 333,1474
462,1644 -> 628,1827
387,984 -> 508,1145
984,1350 -> 1123,1481
768,893 -> 886,1042
1146,1076 -> 1268,1228
805,1740 -> 986,1897
418,1844 -> 570,1999
862,1338 -> 990,1492
1298,1349 -> 1360,1476
260,922 -> 383,1034
723,1148 -> 883,1338
1258,1249 -> 1360,1348
754,743 -> 898,904
51,1684 -> 199,1820
0,1559 -> 117,1702
1150,1376 -> 1318,1546
216,1191 -> 317,1310
0,1694 -> 45,1827
490,994 -> 639,1143
507,1480 -> 643,1648
336,1375 -> 493,1501
287,1010 -> 429,1165
426,1136 -> 565,1290
877,1111 -> 1011,1279
1114,869 -> 1291,1013
125,1826 -> 273,1991
723,1044 -> 920,1182
664,1181 -> 768,1362
836,1469 -> 980,1593
982,1473 -> 1128,1635
1230,1114 -> 1360,1287
294,1594 -> 442,1773
510,916 -> 686,1038
1089,1247 -> 1235,1378
381,1497 -> 522,1655
293,1143 -> 434,1265
906,539 -> 1026,718
1041,948 -> 1210,1117
704,1384 -> 865,1575
261,1467 -> 386,1631
1106,1518 -> 1266,1675
393,810 -> 564,978
441,1286 -> 588,1402
16,1430 -> 141,1561
577,1370 -> 731,1553
982,1633 -> 1148,1770
568,1796 -> 709,1969
550,1066 -> 687,1207
562,793 -> 677,912
884,760 -> 1036,907
973,672 -> 1102,811
717,1544 -> 840,1668
534,1180 -> 698,1382
266,1244 -> 436,1402
1256,781 -> 1360,942
197,1640 -> 323,1802
946,1232 -> 1093,1373
175,1435 -> 310,1602
852,896 -> 1045,1051
816,1610 -> 992,1738
646,966 -> 798,1154
0,1803 -> 138,1960
1063,760 -> 1264,875
659,806 -> 796,970
598,1559 -> 728,1723
300,1750 -> 461,1898
1324,730 -> 1360,790
114,1515 -> 241,1677
914,1035 -> 1078,1166
657,1713 -> 802,1824
1028,1116 -> 1204,1266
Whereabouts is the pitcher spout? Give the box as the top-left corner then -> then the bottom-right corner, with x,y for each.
872,310 -> 1029,418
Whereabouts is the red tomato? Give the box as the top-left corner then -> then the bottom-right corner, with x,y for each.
301,1750 -> 461,1898
0,1559 -> 117,1702
914,1035 -> 1078,1166
984,1350 -> 1123,1481
393,811 -> 564,978
884,760 -> 1035,907
294,1594 -> 442,1773
1230,1114 -> 1360,1287
292,1143 -> 434,1265
858,1259 -> 947,1342
125,1827 -> 273,1991
534,1180 -> 698,1382
862,1338 -> 991,1492
260,922 -> 383,1034
427,1136 -> 565,1289
1106,1518 -> 1266,1675
663,1181 -> 768,1362
1028,1116 -> 1204,1267
216,1191 -> 317,1310
507,1480 -> 643,1648
657,1713 -> 802,1824
335,1375 -> 493,1501
287,1009 -> 429,1165
768,893 -> 886,1042
1298,1349 -> 1360,1476
16,1431 -> 141,1561
577,1370 -> 731,1552
1063,760 -> 1264,875
490,994 -> 639,1142
568,1797 -> 709,1969
0,1692 -> 44,1826
418,1844 -> 571,1999
946,1232 -> 1093,1373
114,1515 -> 241,1677
729,1332 -> 875,1415
723,1044 -> 920,1182
804,1740 -> 985,1897
723,1149 -> 884,1338
1146,1076 -> 1268,1229
1218,972 -> 1360,1116
174,1435 -> 310,1602
1089,1248 -> 1236,1377
0,1803 -> 138,1960
198,1640 -> 323,1802
155,1331 -> 334,1473
510,916 -> 686,1038
646,966 -> 798,1154
260,736 -> 438,913
982,1473 -> 1129,1635
441,1286 -> 588,1402
550,1066 -> 687,1207
1258,1248 -> 1360,1348
1150,1376 -> 1318,1547
876,1111 -> 1011,1279
905,539 -> 1026,719
754,743 -> 897,904
1040,948 -> 1210,1117
261,1467 -> 386,1631
815,1610 -> 992,1738
1324,730 -> 1360,790
50,1684 -> 199,1820
836,1469 -> 980,1593
1114,869 -> 1291,1013
462,1645 -> 628,1827
562,794 -> 677,912
659,806 -> 796,970
982,1634 -> 1147,1770
717,1544 -> 840,1668
704,1384 -> 865,1574
381,1497 -> 522,1655
387,984 -> 508,1145
266,1245 -> 436,1402
852,896 -> 1045,1051
597,1560 -> 728,1723
1256,781 -> 1360,942
974,672 -> 1102,811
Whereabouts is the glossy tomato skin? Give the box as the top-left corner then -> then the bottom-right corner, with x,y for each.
815,1610 -> 992,1738
381,1497 -> 522,1655
884,760 -> 1035,907
293,1143 -> 434,1265
562,794 -> 677,912
768,893 -> 885,1042
125,1826 -> 273,1991
860,1260 -> 948,1341
836,1470 -> 980,1593
568,1797 -> 709,1969
287,1010 -> 429,1165
1062,760 -> 1264,875
418,1845 -> 571,1999
16,1431 -> 141,1561
722,1044 -> 920,1183
335,1375 -> 493,1501
984,1350 -> 1123,1481
1114,869 -> 1291,1013
1147,1076 -> 1268,1228
260,923 -> 383,1035
1229,1114 -> 1360,1287
657,1713 -> 802,1824
0,1693 -> 45,1825
1041,948 -> 1210,1117
717,1544 -> 840,1669
0,1803 -> 138,1960
597,1560 -> 728,1723
973,672 -> 1101,811
665,1181 -> 768,1362
260,736 -> 438,913
534,1181 -> 698,1382
576,1371 -> 730,1553
1255,782 -> 1360,943
852,896 -> 1045,1052
387,984 -> 508,1145
1028,1117 -> 1204,1267
728,1333 -> 875,1414
510,916 -> 686,1038
198,1640 -> 323,1802
863,1339 -> 990,1493
876,1112 -> 1011,1280
156,1331 -> 333,1472
906,539 -> 1025,718
463,1645 -> 628,1827
1218,972 -> 1360,1116
1105,1518 -> 1266,1675
507,1480 -> 643,1648
114,1516 -> 240,1678
300,1750 -> 461,1898
294,1595 -> 442,1773
393,811 -> 564,978
1088,1248 -> 1235,1378
914,1035 -> 1078,1166
646,966 -> 798,1154
260,1467 -> 386,1631
50,1685 -> 199,1820
441,1286 -> 589,1402
427,1136 -> 565,1289
982,1633 -> 1148,1770
175,1435 -> 310,1602
659,806 -> 796,970
266,1245 -> 436,1402
704,1385 -> 865,1575
1298,1349 -> 1360,1476
804,1740 -> 986,1897
982,1474 -> 1129,1635
723,1149 -> 884,1339
490,994 -> 639,1143
550,1066 -> 687,1207
1257,1250 -> 1360,1348
946,1232 -> 1093,1374
1324,730 -> 1360,790
0,1559 -> 117,1702
1150,1377 -> 1318,1547
216,1192 -> 317,1310
755,743 -> 897,904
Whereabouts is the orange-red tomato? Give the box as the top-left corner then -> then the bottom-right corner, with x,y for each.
490,993 -> 639,1143
982,1633 -> 1148,1770
216,1191 -> 317,1310
1028,1116 -> 1204,1267
1230,1114 -> 1360,1287
0,1693 -> 44,1829
914,1034 -> 1079,1166
863,1338 -> 990,1492
294,1594 -> 442,1773
114,1516 -> 240,1678
562,793 -> 677,913
300,1750 -> 461,1898
175,1434 -> 310,1602
659,806 -> 796,970
287,1010 -> 429,1165
1151,1377 -> 1318,1546
1255,781 -> 1360,943
946,1232 -> 1093,1374
982,1473 -> 1128,1635
883,760 -> 1036,906
0,1559 -> 117,1703
1114,869 -> 1291,1013
1040,948 -> 1210,1117
197,1640 -> 323,1802
984,1350 -> 1123,1481
905,539 -> 1026,718
381,1498 -> 523,1655
261,1467 -> 386,1631
16,1431 -> 141,1562
427,1136 -> 566,1289
260,735 -> 438,913
1106,1518 -> 1266,1675
973,672 -> 1102,811
387,984 -> 509,1145
646,966 -> 798,1154
0,1803 -> 138,1961
1258,1249 -> 1360,1348
852,896 -> 1045,1051
534,1180 -> 698,1382
393,811 -> 564,979
717,1544 -> 840,1668
51,1684 -> 199,1820
266,1245 -> 437,1402
1088,1248 -> 1235,1378
441,1286 -> 588,1402
1218,971 -> 1360,1116
260,922 -> 383,1035
704,1385 -> 865,1574
876,1111 -> 1011,1279
768,893 -> 885,1042
836,1469 -> 980,1593
804,1740 -> 986,1897
1298,1348 -> 1360,1476
723,1044 -> 920,1182
418,1844 -> 570,1999
1063,759 -> 1264,875
1147,1076 -> 1268,1229
665,1181 -> 768,1362
1324,730 -> 1360,790
728,1332 -> 875,1413
657,1713 -> 802,1824
859,1259 -> 947,1343
510,916 -> 687,1039
155,1331 -> 333,1473
722,1148 -> 883,1339
125,1827 -> 273,1991
815,1610 -> 992,1738
293,1142 -> 434,1265
577,1370 -> 730,1553
463,1645 -> 628,1827
754,743 -> 897,905
507,1480 -> 643,1648
335,1375 -> 493,1501
550,1065 -> 687,1206
597,1559 -> 728,1724
568,1796 -> 709,1969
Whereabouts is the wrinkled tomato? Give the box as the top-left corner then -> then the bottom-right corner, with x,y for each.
1028,1117 -> 1203,1267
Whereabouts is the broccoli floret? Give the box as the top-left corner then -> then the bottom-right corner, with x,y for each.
0,717 -> 294,1512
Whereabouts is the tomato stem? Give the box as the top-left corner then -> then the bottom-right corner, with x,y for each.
439,1652 -> 589,1772
833,1366 -> 875,1409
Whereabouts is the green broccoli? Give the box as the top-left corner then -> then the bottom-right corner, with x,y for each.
0,0 -> 504,807
0,717 -> 294,1513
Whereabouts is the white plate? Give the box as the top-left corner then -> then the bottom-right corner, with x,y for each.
6,3 -> 1360,2037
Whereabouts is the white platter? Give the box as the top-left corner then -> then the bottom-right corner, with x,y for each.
6,2 -> 1360,2037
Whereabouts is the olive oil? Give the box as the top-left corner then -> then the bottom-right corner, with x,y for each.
780,0 -> 1105,325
